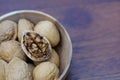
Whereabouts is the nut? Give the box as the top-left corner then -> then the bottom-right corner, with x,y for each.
18,19 -> 34,41
6,57 -> 29,80
0,40 -> 27,62
0,20 -> 17,43
0,59 -> 7,80
49,49 -> 59,67
21,31 -> 51,62
34,21 -> 60,47
33,62 -> 59,80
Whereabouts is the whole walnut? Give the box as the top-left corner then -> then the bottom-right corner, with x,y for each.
0,59 -> 7,80
33,62 -> 59,80
6,57 -> 29,80
0,40 -> 27,62
18,19 -> 34,41
49,49 -> 59,67
0,20 -> 17,43
34,21 -> 60,47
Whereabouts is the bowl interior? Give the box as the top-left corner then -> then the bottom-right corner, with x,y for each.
0,10 -> 72,80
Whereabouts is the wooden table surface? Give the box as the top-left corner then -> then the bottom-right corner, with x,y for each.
0,0 -> 120,80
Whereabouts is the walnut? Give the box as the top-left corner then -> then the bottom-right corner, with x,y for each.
34,21 -> 60,47
21,31 -> 51,62
49,49 -> 59,67
0,40 -> 27,62
6,57 -> 29,80
33,62 -> 59,80
0,20 -> 17,43
18,19 -> 34,41
0,59 -> 7,80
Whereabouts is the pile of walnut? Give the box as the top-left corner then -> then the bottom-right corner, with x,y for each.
0,19 -> 60,80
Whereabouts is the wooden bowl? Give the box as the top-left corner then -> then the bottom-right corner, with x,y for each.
0,10 -> 72,80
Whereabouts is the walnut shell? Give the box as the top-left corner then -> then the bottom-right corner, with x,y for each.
33,62 -> 59,80
34,21 -> 60,47
49,49 -> 59,67
6,57 -> 29,80
18,19 -> 34,41
0,40 -> 27,62
0,20 -> 17,43
34,49 -> 59,67
21,30 -> 51,62
0,59 -> 7,80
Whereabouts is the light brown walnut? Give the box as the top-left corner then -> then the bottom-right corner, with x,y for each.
6,57 -> 29,80
0,20 -> 17,43
18,19 -> 34,41
49,49 -> 59,67
0,40 -> 27,62
33,62 -> 59,80
34,21 -> 60,47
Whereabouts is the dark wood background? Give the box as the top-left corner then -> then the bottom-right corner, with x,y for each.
0,0 -> 120,80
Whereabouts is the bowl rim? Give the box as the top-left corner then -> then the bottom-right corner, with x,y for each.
0,10 -> 72,80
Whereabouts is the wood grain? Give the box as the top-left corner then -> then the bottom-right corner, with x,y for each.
0,0 -> 120,80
